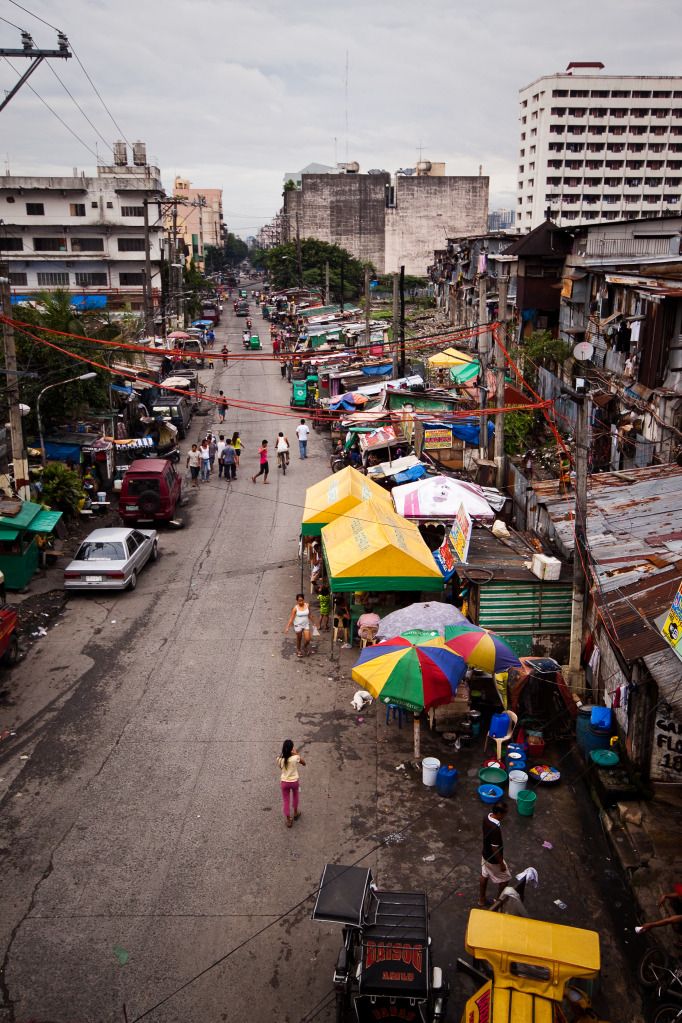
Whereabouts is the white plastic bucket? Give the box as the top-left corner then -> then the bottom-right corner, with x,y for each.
508,770 -> 528,800
97,492 -> 106,503
422,757 -> 441,787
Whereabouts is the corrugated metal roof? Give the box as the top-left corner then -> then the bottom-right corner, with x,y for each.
643,648 -> 682,718
533,464 -> 682,664
466,527 -> 571,584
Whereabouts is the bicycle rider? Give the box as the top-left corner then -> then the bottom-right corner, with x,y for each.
275,431 -> 291,470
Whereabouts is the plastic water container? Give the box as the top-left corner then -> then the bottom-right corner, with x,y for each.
576,706 -> 612,758
422,757 -> 441,787
517,790 -> 537,816
508,770 -> 528,800
97,491 -> 107,503
507,757 -> 527,774
489,713 -> 510,739
590,706 -> 612,731
469,710 -> 482,738
435,765 -> 458,797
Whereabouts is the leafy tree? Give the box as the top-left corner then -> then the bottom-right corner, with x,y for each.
6,291 -> 114,433
204,234 -> 248,273
259,240 -> 369,302
514,329 -> 571,387
504,410 -> 534,455
40,463 -> 85,516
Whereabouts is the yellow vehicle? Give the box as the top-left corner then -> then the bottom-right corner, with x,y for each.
459,910 -> 610,1022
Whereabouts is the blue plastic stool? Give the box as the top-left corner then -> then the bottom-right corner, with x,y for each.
385,703 -> 405,728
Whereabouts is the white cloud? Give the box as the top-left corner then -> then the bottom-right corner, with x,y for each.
1,0 -> 681,235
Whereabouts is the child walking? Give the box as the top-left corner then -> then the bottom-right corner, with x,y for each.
252,439 -> 269,484
277,739 -> 306,828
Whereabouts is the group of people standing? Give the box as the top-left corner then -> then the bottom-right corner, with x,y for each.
185,432 -> 243,486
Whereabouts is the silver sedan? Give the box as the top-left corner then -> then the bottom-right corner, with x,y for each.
63,527 -> 158,591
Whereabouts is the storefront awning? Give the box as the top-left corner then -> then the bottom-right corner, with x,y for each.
26,509 -> 62,534
301,466 -> 393,537
321,500 -> 444,592
392,475 -> 495,522
0,527 -> 20,542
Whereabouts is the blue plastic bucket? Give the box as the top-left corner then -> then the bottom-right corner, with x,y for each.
435,765 -> 458,797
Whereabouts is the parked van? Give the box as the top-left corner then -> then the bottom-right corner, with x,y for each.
176,337 -> 205,366
150,395 -> 193,439
119,459 -> 182,526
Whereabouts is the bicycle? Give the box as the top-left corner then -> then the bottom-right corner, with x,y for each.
638,946 -> 682,1022
277,449 -> 288,475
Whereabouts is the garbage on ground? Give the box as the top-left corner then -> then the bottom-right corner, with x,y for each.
395,763 -> 406,771
542,840 -> 554,850
113,945 -> 129,966
422,854 -> 435,862
554,899 -> 567,910
31,627 -> 47,638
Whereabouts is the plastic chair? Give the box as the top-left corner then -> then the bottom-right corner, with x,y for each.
385,703 -> 405,728
484,710 -> 518,761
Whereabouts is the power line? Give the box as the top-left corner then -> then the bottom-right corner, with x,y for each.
0,12 -> 27,31
6,0 -> 61,32
45,60 -> 113,156
70,45 -> 130,145
2,56 -> 99,160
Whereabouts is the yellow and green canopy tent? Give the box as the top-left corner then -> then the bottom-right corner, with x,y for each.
301,466 -> 393,537
427,347 -> 477,368
321,499 -> 444,592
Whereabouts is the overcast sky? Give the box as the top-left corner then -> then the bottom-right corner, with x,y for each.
2,0 -> 681,238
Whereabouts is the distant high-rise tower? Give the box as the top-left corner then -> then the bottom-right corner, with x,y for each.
518,65 -> 682,229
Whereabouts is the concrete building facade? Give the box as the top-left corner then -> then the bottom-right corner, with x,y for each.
282,163 -> 488,275
518,67 -> 682,230
171,177 -> 225,270
0,142 -> 164,311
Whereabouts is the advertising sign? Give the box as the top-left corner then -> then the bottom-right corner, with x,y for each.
660,581 -> 682,660
423,427 -> 453,450
433,503 -> 472,579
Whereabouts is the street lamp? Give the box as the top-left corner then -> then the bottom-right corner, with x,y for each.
37,372 -> 97,467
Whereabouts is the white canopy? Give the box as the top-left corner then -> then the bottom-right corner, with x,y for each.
392,474 -> 495,522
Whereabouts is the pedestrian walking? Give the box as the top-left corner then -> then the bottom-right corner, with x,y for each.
296,418 -> 310,459
277,739 -> 306,828
280,358 -> 287,379
186,443 -> 201,488
216,434 -> 227,478
479,801 -> 511,907
285,592 -> 312,658
221,438 -> 237,480
218,390 -> 228,423
207,433 -> 218,473
199,439 -> 211,482
232,431 -> 243,469
251,439 -> 269,484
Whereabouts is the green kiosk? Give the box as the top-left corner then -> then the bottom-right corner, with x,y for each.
0,500 -> 62,590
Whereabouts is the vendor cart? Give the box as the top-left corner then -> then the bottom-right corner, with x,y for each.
312,863 -> 448,1022
249,335 -> 262,351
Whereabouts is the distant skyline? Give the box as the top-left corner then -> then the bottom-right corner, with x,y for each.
2,0 -> 681,238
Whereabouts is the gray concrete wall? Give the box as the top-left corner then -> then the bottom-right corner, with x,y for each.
385,176 -> 489,275
284,174 -> 388,270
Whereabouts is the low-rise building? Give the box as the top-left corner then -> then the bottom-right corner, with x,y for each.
170,177 -> 225,270
0,141 -> 163,312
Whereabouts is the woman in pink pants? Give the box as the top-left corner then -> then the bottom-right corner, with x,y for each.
277,739 -> 306,828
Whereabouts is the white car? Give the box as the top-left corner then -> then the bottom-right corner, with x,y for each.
64,527 -> 158,591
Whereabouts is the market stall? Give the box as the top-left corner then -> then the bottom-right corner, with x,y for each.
0,499 -> 63,589
300,466 -> 393,538
320,500 -> 443,594
391,474 -> 497,523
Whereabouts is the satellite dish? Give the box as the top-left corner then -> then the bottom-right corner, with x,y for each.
573,340 -> 594,362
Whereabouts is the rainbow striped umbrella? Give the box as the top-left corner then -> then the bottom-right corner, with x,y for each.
443,624 -> 521,674
351,629 -> 467,714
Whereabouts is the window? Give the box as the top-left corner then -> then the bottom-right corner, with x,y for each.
546,176 -> 561,185
665,177 -> 681,185
71,237 -> 105,252
9,272 -> 27,285
652,109 -> 669,118
584,143 -> 602,152
37,272 -> 69,285
33,237 -> 66,251
663,194 -> 681,203
648,161 -> 664,169
629,126 -> 646,135
552,89 -> 568,97
69,203 -> 86,217
551,107 -> 566,116
26,202 -> 44,215
610,109 -> 627,118
650,143 -> 666,152
669,161 -> 682,168
0,237 -> 23,250
567,143 -> 586,152
625,178 -> 642,186
566,160 -> 583,169
611,90 -> 631,98
591,90 -> 610,97
549,124 -> 565,134
604,178 -> 620,186
106,201 -> 113,208
75,272 -> 108,286
117,237 -> 145,252
588,126 -> 606,134
121,206 -> 144,217
653,90 -> 672,98
644,177 -> 662,186
626,160 -> 644,168
626,143 -> 644,152
548,143 -> 565,151
119,272 -> 143,286
591,108 -> 608,117
632,90 -> 651,98
652,127 -> 668,136
631,109 -> 648,118
569,89 -> 589,97
672,126 -> 682,135
91,201 -> 98,209
568,108 -> 586,116
605,160 -> 624,168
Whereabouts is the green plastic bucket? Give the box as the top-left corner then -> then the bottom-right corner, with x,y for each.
517,790 -> 537,817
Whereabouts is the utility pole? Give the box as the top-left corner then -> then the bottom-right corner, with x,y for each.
295,213 -> 303,288
478,274 -> 489,458
0,266 -> 30,499
392,274 -> 400,376
399,265 -> 406,377
197,196 -> 205,270
562,381 -> 591,693
364,265 -> 371,346
339,258 -> 345,312
0,31 -> 71,114
494,273 -> 509,487
142,198 -> 153,335
171,200 -> 179,327
324,261 -> 330,305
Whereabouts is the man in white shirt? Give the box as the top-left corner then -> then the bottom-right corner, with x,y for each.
296,419 -> 310,459
216,434 -> 227,478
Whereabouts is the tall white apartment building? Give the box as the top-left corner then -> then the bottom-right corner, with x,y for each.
518,65 -> 682,229
0,141 -> 164,312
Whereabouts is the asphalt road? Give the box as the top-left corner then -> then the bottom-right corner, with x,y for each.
0,289 -> 645,1023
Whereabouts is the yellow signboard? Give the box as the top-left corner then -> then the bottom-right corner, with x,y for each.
423,427 -> 453,450
661,581 -> 682,655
